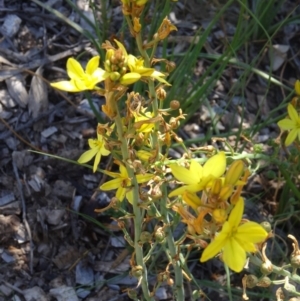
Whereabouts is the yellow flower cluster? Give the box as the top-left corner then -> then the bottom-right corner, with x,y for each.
169,152 -> 267,272
50,39 -> 169,93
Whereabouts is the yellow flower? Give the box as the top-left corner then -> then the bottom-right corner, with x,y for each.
51,56 -> 108,92
278,104 -> 300,146
200,198 -> 268,272
168,152 -> 226,197
100,163 -> 153,203
77,125 -> 111,173
127,54 -> 170,85
113,40 -> 170,86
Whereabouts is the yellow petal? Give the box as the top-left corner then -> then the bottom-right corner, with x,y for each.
93,68 -> 109,81
136,173 -> 153,184
77,148 -> 98,164
277,118 -> 295,130
116,186 -> 127,202
295,80 -> 300,95
126,190 -> 134,204
51,80 -> 81,92
67,57 -> 85,79
168,185 -> 189,197
86,56 -> 100,75
203,152 -> 226,178
189,160 -> 203,181
287,104 -> 299,123
120,72 -> 141,85
236,222 -> 268,244
200,225 -> 229,262
170,161 -> 202,184
285,128 -> 298,146
93,150 -> 102,173
119,164 -> 128,178
73,79 -> 88,91
222,238 -> 246,272
100,178 -> 123,190
228,197 -> 244,228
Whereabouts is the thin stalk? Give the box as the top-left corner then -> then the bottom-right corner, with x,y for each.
111,93 -> 154,301
161,186 -> 185,300
135,31 -> 185,301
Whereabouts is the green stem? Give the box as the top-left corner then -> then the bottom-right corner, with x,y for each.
112,94 -> 154,301
135,31 -> 185,300
162,185 -> 185,300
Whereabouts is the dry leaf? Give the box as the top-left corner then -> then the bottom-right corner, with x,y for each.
5,74 -> 29,108
28,66 -> 48,118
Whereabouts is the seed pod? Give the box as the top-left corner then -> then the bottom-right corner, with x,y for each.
170,100 -> 180,110
257,276 -> 272,287
290,253 -> 300,269
140,231 -> 152,244
245,275 -> 258,288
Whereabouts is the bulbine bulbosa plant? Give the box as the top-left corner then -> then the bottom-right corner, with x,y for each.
48,1 -> 300,300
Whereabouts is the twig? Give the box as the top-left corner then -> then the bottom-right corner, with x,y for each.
12,160 -> 34,275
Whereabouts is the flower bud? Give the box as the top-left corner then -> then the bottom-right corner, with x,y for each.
212,208 -> 227,224
147,204 -> 157,217
120,72 -> 141,85
140,231 -> 152,243
155,227 -> 166,243
109,71 -> 121,81
133,17 -> 141,33
225,160 -> 244,185
127,289 -> 138,299
157,272 -> 168,283
131,265 -> 143,278
260,221 -> 272,233
136,0 -> 148,5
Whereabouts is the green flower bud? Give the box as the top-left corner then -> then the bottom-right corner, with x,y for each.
127,289 -> 138,299
131,265 -> 143,278
155,227 -> 166,243
260,221 -> 272,233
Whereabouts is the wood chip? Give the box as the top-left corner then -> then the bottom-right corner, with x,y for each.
41,126 -> 58,138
